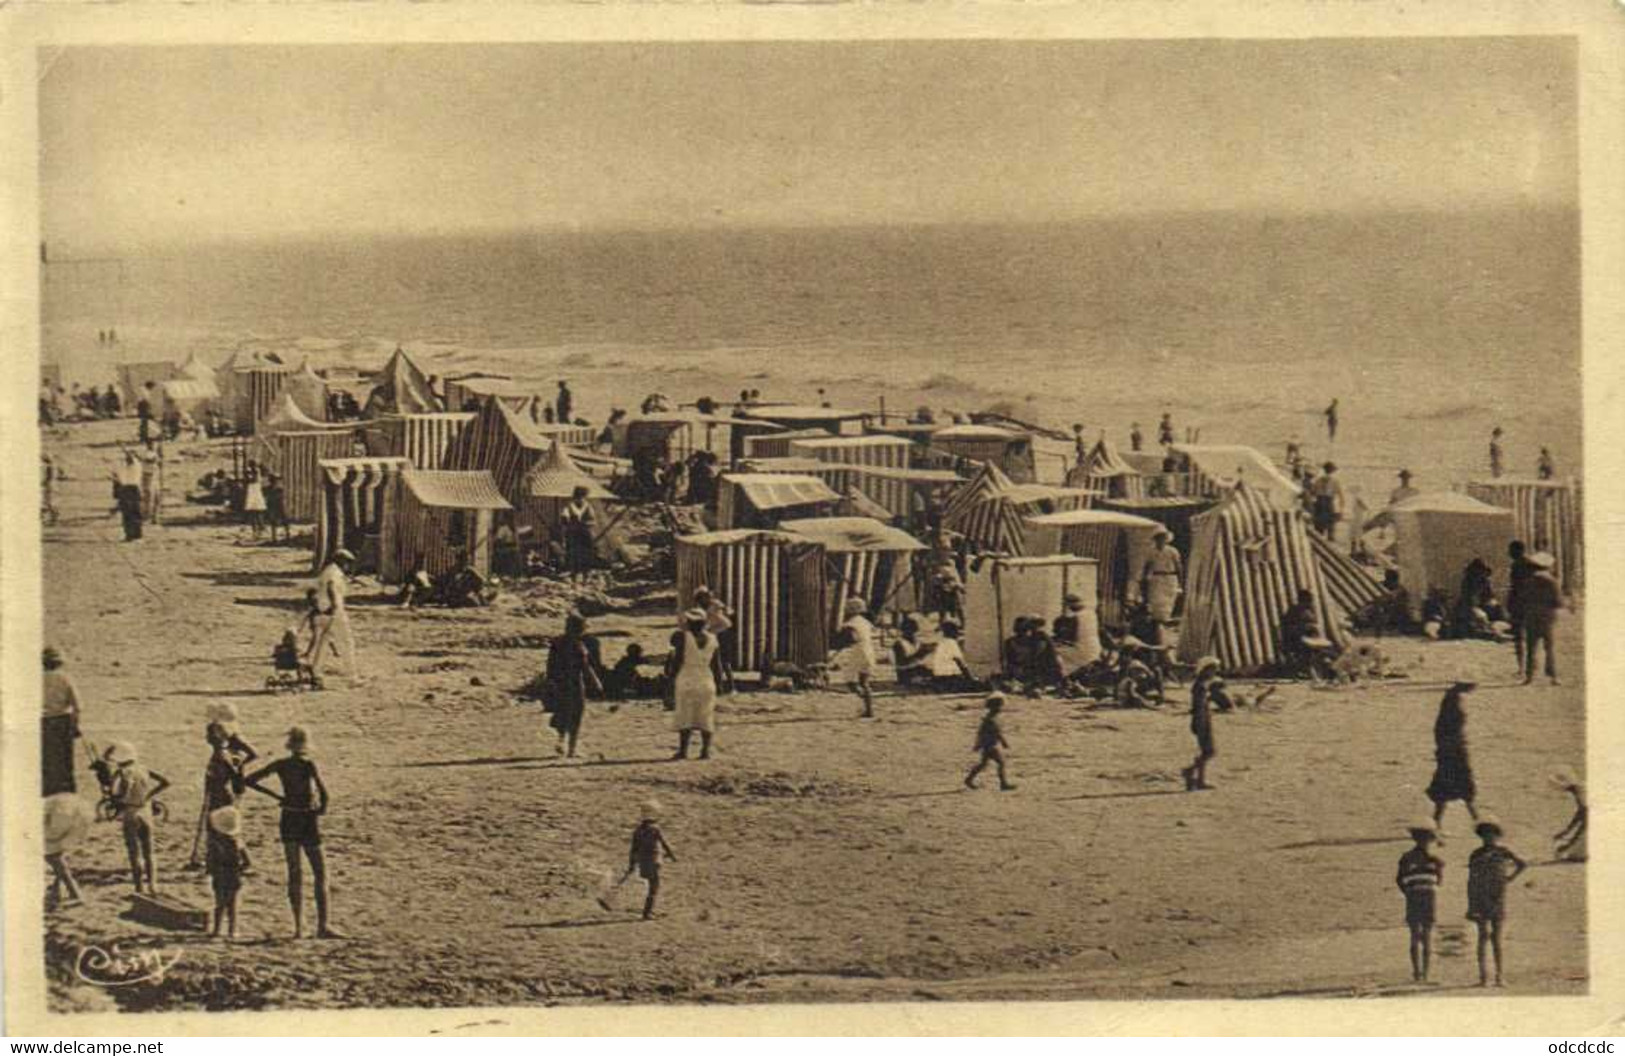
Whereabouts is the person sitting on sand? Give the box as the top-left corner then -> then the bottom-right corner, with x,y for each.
606,644 -> 660,701
891,617 -> 933,688
1396,818 -> 1444,984
964,695 -> 1015,791
1452,558 -> 1500,640
1280,589 -> 1334,681
245,726 -> 342,939
1466,818 -> 1526,988
1114,658 -> 1160,709
1420,588 -> 1449,640
926,620 -> 981,692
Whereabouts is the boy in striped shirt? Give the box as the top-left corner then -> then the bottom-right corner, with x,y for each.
1396,819 -> 1445,983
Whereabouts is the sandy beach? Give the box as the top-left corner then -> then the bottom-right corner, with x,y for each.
39,416 -> 1586,1012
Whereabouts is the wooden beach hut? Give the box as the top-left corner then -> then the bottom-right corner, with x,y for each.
714,473 -> 842,530
787,434 -> 913,516
674,530 -> 829,675
780,516 -> 926,631
845,464 -> 967,528
363,349 -> 441,417
1177,484 -> 1347,675
380,469 -> 512,584
937,462 -> 1096,554
361,411 -> 476,470
727,405 -> 868,462
311,456 -> 410,573
1466,477 -> 1583,594
1368,492 -> 1517,620
1023,508 -> 1165,628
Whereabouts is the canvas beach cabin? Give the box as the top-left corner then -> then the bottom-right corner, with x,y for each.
380,469 -> 513,584
311,456 -> 410,573
673,529 -> 830,676
363,348 -> 442,418
937,462 -> 1097,554
1022,508 -> 1165,629
1466,477 -> 1583,595
960,555 -> 1101,676
779,516 -> 926,634
715,472 -> 843,530
1366,492 -> 1517,621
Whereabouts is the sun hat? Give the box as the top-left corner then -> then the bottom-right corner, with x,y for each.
42,646 -> 63,668
104,741 -> 138,766
1530,552 -> 1556,570
285,726 -> 311,751
984,693 -> 1006,709
640,799 -> 661,821
332,548 -> 357,563
1196,656 -> 1222,676
208,806 -> 242,838
683,607 -> 707,623
1064,594 -> 1084,611
44,793 -> 93,856
1407,818 -> 1438,839
1151,527 -> 1172,541
843,597 -> 868,617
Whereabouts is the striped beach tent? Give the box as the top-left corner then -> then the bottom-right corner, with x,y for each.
1023,509 -> 1164,628
938,462 -> 1096,554
1306,530 -> 1388,621
1070,437 -> 1145,500
520,441 -> 620,554
788,434 -> 913,516
221,352 -> 294,434
930,423 -> 1037,483
780,517 -> 926,630
674,530 -> 828,675
1466,477 -> 1583,594
312,457 -> 409,572
381,469 -> 512,584
362,412 -> 476,469
364,349 -> 440,416
253,427 -> 361,523
441,397 -> 556,500
1178,484 -> 1347,675
1171,444 -> 1301,505
283,360 -> 331,423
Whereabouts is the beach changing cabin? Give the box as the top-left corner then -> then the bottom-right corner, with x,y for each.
961,555 -> 1100,676
361,411 -> 476,470
1466,477 -> 1583,594
715,472 -> 842,530
117,361 -> 180,413
311,456 -> 410,572
674,529 -> 830,675
380,469 -> 513,584
282,360 -> 331,423
1022,508 -> 1165,628
217,351 -> 294,435
1070,437 -> 1145,500
929,424 -> 1037,483
1368,492 -> 1517,620
1177,484 -> 1349,675
518,440 -> 621,559
442,375 -> 529,413
252,396 -> 362,523
779,516 -> 926,632
727,405 -> 869,463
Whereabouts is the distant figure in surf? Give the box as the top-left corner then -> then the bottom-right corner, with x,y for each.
1490,427 -> 1505,478
556,381 -> 573,426
1537,447 -> 1556,481
1324,398 -> 1339,442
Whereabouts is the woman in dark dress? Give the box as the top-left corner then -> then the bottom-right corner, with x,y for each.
545,613 -> 603,758
1427,682 -> 1480,831
41,647 -> 80,797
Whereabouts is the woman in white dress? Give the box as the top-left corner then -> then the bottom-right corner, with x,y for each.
835,597 -> 877,718
243,463 -> 268,539
1140,528 -> 1183,626
670,608 -> 725,760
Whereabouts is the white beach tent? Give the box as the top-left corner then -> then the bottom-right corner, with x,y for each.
961,555 -> 1099,676
1367,492 -> 1516,619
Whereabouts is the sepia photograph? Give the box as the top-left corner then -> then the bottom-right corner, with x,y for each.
5,7 -> 1621,1035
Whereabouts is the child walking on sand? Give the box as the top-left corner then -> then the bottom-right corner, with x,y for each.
1396,819 -> 1444,983
206,806 -> 251,940
622,801 -> 676,921
1466,818 -> 1527,987
106,742 -> 171,893
964,695 -> 1015,791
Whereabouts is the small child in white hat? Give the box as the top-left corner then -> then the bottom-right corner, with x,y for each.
106,741 -> 171,893
621,800 -> 677,921
207,805 -> 251,940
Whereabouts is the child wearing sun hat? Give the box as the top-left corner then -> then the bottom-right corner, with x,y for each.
206,805 -> 251,940
1466,816 -> 1528,987
1395,818 -> 1444,983
623,800 -> 677,921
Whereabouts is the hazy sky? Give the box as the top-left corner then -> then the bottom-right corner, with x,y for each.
39,39 -> 1576,249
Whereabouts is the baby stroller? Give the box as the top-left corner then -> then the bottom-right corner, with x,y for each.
84,739 -> 169,824
266,627 -> 323,692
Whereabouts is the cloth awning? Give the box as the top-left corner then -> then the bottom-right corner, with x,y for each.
1366,490 -> 1509,529
845,465 -> 964,484
523,441 -> 616,500
401,469 -> 513,510
723,473 -> 842,511
261,392 -> 350,432
778,517 -> 925,553
1025,509 -> 1163,530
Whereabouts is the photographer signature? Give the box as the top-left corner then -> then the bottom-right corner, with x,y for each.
75,943 -> 181,988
